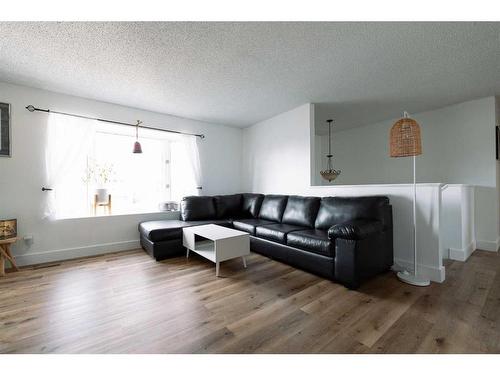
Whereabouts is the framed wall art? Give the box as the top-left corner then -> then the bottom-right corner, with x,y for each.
0,102 -> 11,157
0,218 -> 17,240
496,126 -> 500,160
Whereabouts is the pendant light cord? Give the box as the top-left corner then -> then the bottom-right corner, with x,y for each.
328,121 -> 332,155
327,119 -> 333,169
136,120 -> 142,140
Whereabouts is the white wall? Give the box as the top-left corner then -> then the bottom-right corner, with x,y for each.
315,97 -> 499,250
316,97 -> 497,186
242,104 -> 313,192
0,81 -> 243,265
242,104 -> 445,282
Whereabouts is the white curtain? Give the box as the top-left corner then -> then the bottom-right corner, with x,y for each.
44,113 -> 96,219
182,134 -> 203,196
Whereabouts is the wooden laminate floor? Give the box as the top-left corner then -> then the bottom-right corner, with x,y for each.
1,249 -> 500,353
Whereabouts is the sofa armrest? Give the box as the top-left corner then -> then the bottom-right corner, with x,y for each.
328,219 -> 383,240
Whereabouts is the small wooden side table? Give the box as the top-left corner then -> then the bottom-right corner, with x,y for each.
0,237 -> 19,276
94,194 -> 112,215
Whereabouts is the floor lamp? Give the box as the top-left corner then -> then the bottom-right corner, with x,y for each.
390,112 -> 430,287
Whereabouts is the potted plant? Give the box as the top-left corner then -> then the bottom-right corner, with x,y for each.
83,160 -> 116,204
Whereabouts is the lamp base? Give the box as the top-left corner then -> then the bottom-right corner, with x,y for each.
397,270 -> 431,287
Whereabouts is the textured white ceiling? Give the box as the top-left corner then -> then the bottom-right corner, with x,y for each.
0,22 -> 499,128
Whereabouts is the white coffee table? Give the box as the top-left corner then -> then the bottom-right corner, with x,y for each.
182,224 -> 250,277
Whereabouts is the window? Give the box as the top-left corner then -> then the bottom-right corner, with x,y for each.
45,113 -> 199,219
91,128 -> 171,215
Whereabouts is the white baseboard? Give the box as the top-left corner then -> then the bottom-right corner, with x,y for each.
393,258 -> 446,283
449,241 -> 476,261
476,237 -> 500,252
13,239 -> 141,267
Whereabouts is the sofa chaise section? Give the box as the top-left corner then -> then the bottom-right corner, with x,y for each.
139,218 -> 232,260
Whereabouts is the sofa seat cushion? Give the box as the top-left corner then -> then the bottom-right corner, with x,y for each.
286,229 -> 334,258
255,223 -> 305,244
139,219 -> 231,242
232,218 -> 274,235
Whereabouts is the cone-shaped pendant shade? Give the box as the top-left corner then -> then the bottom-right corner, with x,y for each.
133,120 -> 143,154
133,141 -> 143,154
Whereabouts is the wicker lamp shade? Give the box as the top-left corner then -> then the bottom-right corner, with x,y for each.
390,117 -> 422,157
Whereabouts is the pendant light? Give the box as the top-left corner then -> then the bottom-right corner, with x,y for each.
320,119 -> 341,182
133,120 -> 143,154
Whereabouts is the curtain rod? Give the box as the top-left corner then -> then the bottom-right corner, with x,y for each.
25,105 -> 205,139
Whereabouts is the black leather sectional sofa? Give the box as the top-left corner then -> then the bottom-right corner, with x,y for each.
139,194 -> 393,289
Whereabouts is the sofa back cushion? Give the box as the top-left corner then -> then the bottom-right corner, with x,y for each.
241,193 -> 264,218
281,196 -> 321,228
258,195 -> 289,222
315,196 -> 390,229
180,196 -> 217,221
214,194 -> 243,219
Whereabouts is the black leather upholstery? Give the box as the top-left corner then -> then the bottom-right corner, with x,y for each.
286,229 -> 333,257
241,193 -> 264,218
140,236 -> 184,261
315,196 -> 390,230
328,219 -> 383,240
251,237 -> 335,280
281,196 -> 320,228
232,218 -> 274,235
139,220 -> 192,242
214,194 -> 242,219
258,195 -> 288,222
255,223 -> 304,244
334,234 -> 390,289
180,196 -> 217,221
139,219 -> 232,242
140,193 -> 393,289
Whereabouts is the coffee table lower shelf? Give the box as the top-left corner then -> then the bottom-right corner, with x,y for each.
182,225 -> 250,277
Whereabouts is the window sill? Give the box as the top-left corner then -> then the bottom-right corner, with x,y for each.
55,209 -> 180,221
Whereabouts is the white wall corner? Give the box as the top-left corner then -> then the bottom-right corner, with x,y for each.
476,237 -> 500,252
448,240 -> 476,261
309,103 -> 316,187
